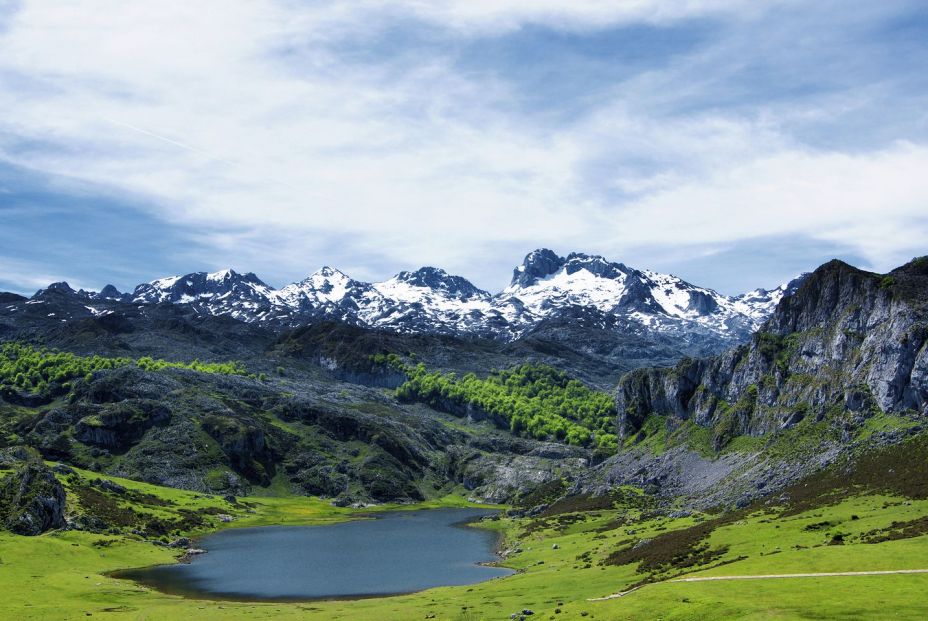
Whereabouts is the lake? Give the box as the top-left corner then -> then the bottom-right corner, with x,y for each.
115,507 -> 513,601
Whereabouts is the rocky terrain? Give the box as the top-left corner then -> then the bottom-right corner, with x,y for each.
0,303 -> 598,512
615,257 -> 928,438
0,254 -> 925,533
0,447 -> 67,535
592,256 -> 928,508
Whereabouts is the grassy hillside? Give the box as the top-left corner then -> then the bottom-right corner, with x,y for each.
3,435 -> 928,620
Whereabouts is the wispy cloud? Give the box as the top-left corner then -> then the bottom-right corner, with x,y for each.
0,0 -> 926,294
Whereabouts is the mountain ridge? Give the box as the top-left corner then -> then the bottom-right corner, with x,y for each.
14,250 -> 804,357
615,256 -> 928,443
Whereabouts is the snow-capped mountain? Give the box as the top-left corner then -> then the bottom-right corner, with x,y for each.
25,250 -> 804,351
130,269 -> 282,322
273,266 -> 502,336
492,250 -> 803,347
730,278 -> 807,323
504,250 -> 789,331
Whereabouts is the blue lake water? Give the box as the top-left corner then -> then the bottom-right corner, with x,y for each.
115,507 -> 513,601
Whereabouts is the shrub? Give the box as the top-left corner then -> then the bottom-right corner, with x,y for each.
396,362 -> 617,451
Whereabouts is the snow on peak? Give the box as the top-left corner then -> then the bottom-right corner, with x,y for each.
280,267 -> 357,305
511,248 -> 566,287
149,275 -> 182,290
385,267 -> 489,301
501,251 -> 783,337
61,250 -> 800,342
731,273 -> 809,321
132,269 -> 272,307
504,258 -> 630,312
207,268 -> 235,282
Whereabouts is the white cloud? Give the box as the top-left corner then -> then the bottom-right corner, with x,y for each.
612,142 -> 928,270
0,3 -> 592,271
0,0 -> 925,292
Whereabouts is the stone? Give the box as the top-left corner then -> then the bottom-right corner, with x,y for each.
96,479 -> 127,495
0,461 -> 67,536
52,463 -> 76,476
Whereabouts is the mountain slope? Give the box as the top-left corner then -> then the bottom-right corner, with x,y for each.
615,257 -> 928,444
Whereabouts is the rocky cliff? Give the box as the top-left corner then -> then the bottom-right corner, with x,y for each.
0,449 -> 67,535
615,257 -> 928,448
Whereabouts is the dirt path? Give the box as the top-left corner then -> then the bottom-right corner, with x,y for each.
590,569 -> 928,601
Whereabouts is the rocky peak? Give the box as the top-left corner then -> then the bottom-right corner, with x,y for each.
36,281 -> 76,296
279,267 -> 367,308
208,269 -> 267,287
94,284 -> 125,301
298,267 -> 353,291
767,260 -> 879,335
562,253 -> 631,281
885,256 -> 928,305
616,255 -> 928,448
131,269 -> 275,306
390,267 -> 489,300
313,266 -> 349,280
511,249 -> 566,288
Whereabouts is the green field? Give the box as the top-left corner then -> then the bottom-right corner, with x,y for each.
2,462 -> 928,620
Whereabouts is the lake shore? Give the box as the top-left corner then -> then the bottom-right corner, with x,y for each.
111,507 -> 512,602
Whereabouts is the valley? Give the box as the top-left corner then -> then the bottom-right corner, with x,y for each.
3,1 -> 924,618
2,448 -> 928,620
1,252 -> 926,620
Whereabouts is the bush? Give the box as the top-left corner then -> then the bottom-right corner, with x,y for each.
0,342 -> 248,397
396,362 -> 618,451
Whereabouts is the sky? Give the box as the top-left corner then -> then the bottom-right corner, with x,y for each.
1,0 -> 927,296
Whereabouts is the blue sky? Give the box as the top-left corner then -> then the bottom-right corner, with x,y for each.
1,1 -> 927,296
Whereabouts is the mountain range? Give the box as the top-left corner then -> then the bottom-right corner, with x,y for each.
2,253 -> 924,508
12,250 -> 804,362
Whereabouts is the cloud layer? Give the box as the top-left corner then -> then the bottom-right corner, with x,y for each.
1,0 -> 926,294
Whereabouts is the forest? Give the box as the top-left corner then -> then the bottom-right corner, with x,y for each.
0,342 -> 247,397
394,361 -> 619,453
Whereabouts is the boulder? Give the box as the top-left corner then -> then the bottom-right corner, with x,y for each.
95,479 -> 127,495
0,461 -> 67,535
52,463 -> 76,476
74,400 -> 171,449
0,446 -> 39,468
68,515 -> 108,532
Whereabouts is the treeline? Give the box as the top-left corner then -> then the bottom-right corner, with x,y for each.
394,362 -> 618,453
0,342 -> 248,396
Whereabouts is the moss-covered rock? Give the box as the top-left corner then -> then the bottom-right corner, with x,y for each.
0,456 -> 66,535
356,453 -> 423,501
74,400 -> 171,449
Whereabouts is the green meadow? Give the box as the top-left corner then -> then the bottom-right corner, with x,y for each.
2,462 -> 928,620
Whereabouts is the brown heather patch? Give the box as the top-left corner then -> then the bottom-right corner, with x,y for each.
860,515 -> 928,544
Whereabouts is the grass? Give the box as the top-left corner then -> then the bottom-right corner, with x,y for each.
855,411 -> 919,441
2,460 -> 928,619
624,413 -> 669,454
